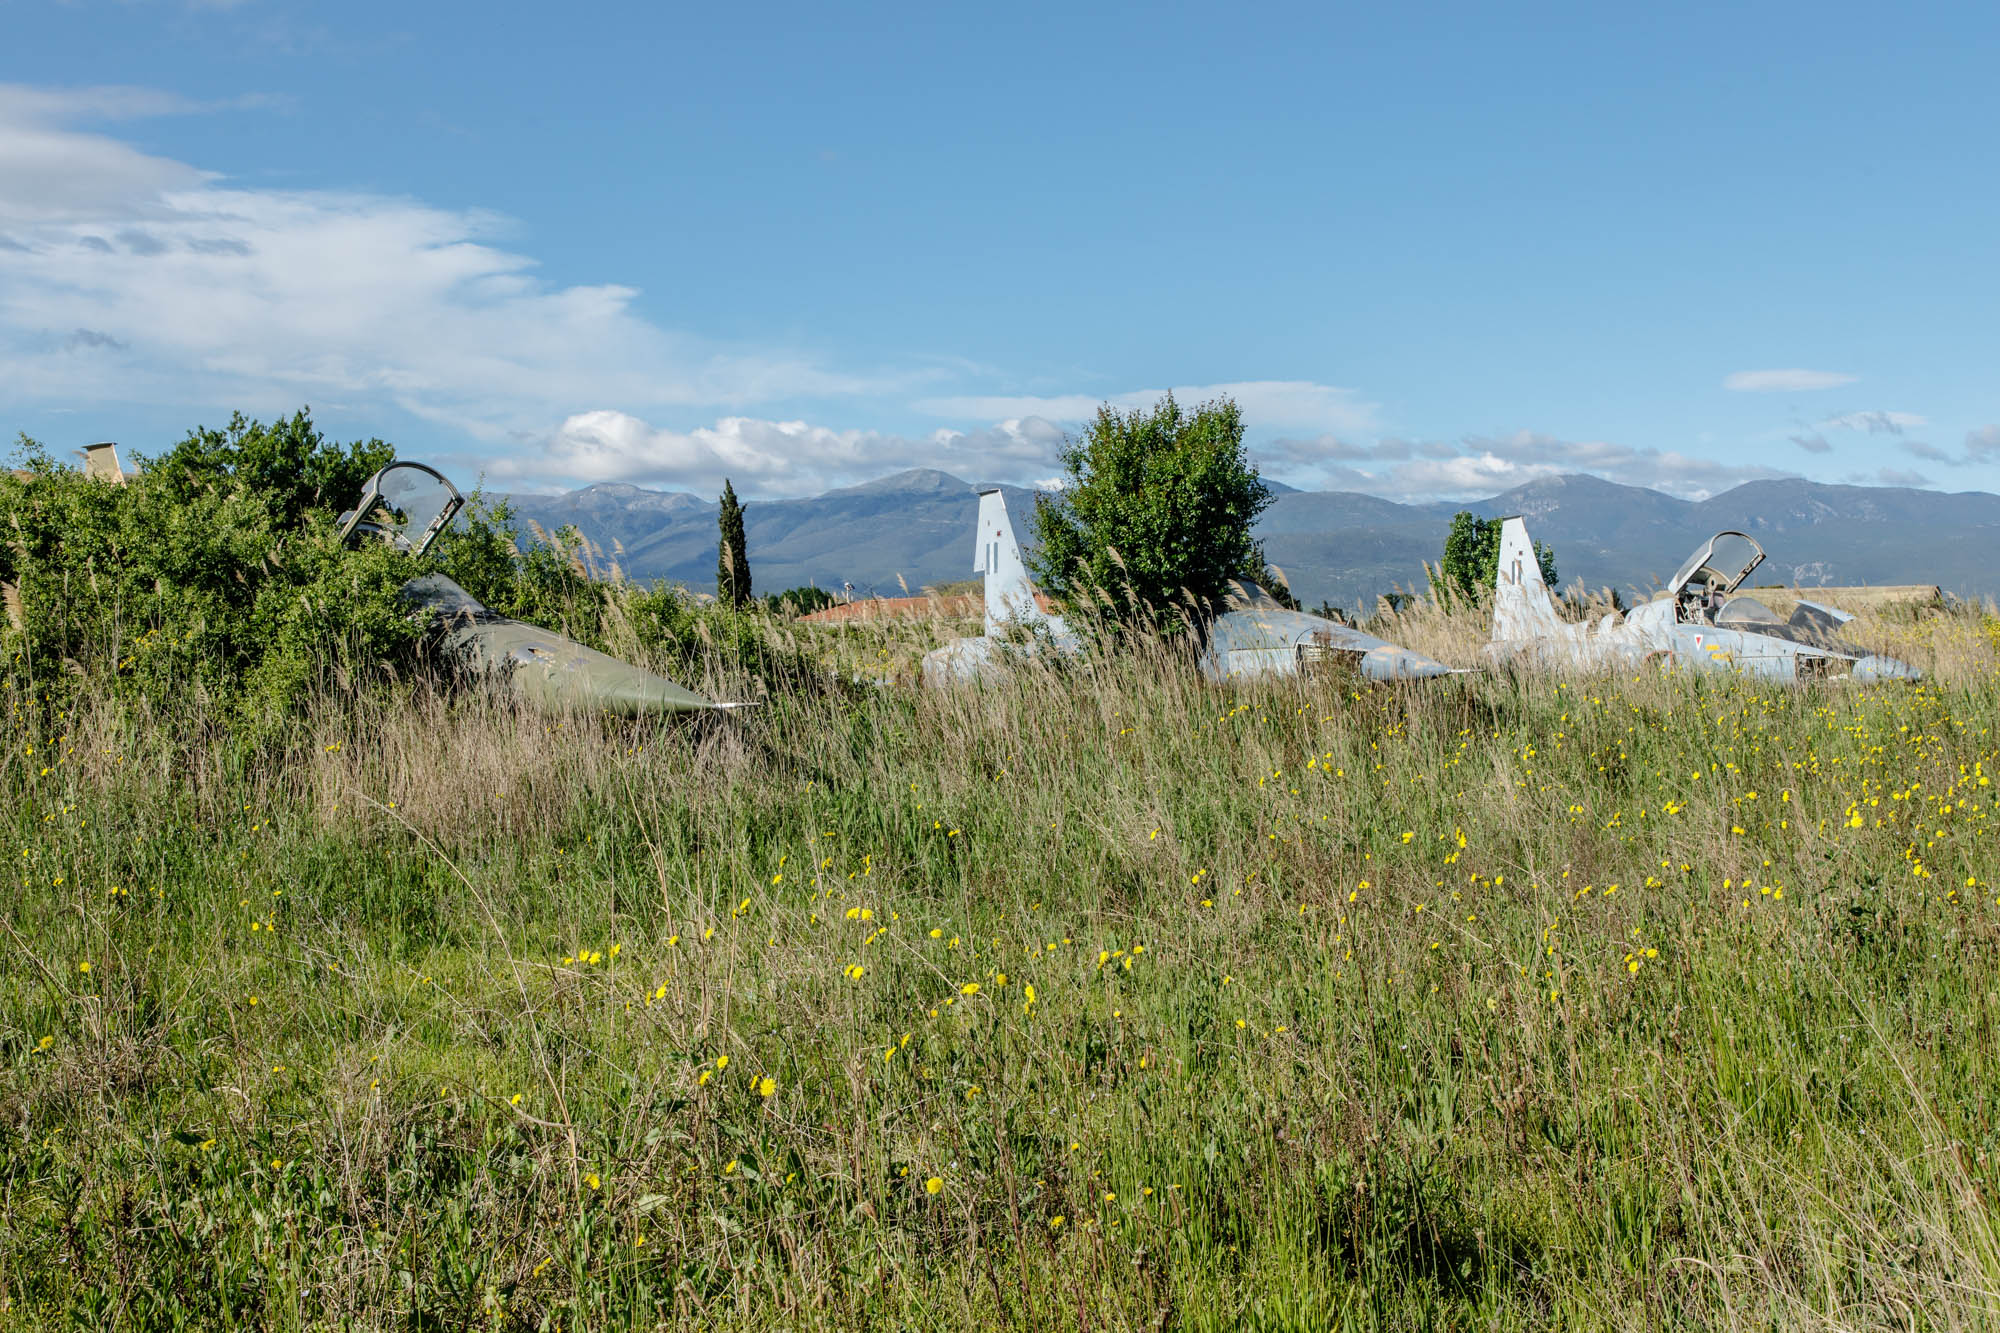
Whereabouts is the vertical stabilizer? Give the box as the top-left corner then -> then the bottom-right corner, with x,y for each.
1492,516 -> 1561,641
973,489 -> 1042,633
82,442 -> 125,484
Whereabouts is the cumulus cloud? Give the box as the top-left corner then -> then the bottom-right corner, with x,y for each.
1724,369 -> 1858,393
1789,432 -> 1832,454
1259,429 -> 1791,502
501,410 -> 1070,497
914,380 -> 1379,435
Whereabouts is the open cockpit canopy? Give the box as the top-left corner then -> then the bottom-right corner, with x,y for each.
1665,531 -> 1765,598
338,462 -> 463,557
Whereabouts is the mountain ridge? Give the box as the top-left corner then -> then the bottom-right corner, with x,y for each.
495,469 -> 2000,610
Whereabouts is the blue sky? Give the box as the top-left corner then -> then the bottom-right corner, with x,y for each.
4,0 -> 1996,500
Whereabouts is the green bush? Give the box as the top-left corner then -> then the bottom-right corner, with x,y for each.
1030,393 -> 1272,637
1,415 -> 418,725
765,585 -> 840,616
1433,510 -> 1557,607
2,410 -> 847,726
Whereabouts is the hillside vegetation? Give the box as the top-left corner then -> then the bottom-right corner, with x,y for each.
4,591 -> 2000,1329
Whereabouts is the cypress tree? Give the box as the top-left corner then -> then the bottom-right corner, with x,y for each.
716,479 -> 752,607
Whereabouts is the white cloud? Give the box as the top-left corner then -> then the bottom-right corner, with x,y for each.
1819,410 -> 1926,434
1966,426 -> 2000,462
508,410 -> 1069,497
914,380 -> 1379,435
0,88 -> 211,227
0,83 -> 897,448
1724,369 -> 1858,393
1260,434 -> 1457,466
1265,429 -> 1791,502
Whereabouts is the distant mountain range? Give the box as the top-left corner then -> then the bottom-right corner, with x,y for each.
496,469 -> 2000,612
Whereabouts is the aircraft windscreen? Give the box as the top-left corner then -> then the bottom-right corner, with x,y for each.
1703,534 -> 1764,591
343,463 -> 464,557
1668,531 -> 1766,594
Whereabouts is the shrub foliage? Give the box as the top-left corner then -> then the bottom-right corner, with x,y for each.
1030,394 -> 1272,636
1,411 -> 825,726
1,414 -> 416,722
1434,509 -> 1557,607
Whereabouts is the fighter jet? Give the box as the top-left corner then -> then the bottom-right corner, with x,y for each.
921,489 -> 1081,685
1201,581 -> 1459,682
1486,516 -> 1920,683
341,462 -> 747,714
921,487 -> 1457,684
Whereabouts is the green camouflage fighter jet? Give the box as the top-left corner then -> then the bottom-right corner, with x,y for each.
340,462 -> 748,716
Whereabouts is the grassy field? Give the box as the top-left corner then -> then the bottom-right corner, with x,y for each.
3,605 -> 2000,1330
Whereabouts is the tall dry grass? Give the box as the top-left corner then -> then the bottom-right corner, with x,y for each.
3,605 -> 1999,1330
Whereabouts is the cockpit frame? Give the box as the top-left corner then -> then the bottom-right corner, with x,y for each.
337,462 -> 464,558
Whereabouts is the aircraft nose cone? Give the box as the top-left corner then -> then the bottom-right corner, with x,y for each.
1851,655 -> 1923,683
1360,646 -> 1455,681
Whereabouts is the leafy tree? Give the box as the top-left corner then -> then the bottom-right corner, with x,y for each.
764,585 -> 838,616
716,479 -> 752,608
143,409 -> 393,531
1434,511 -> 1556,606
1030,393 -> 1272,636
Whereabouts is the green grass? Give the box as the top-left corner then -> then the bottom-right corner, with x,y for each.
3,643 -> 1999,1330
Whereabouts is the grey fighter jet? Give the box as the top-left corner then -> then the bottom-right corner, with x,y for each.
1486,516 -> 1920,683
1201,581 -> 1459,682
921,489 -> 1081,685
341,462 -> 744,715
921,488 -> 1457,684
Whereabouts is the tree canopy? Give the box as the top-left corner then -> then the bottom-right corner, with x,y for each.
1029,394 -> 1272,636
1434,510 -> 1557,606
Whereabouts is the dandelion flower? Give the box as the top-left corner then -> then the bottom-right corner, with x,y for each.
925,1176 -> 943,1195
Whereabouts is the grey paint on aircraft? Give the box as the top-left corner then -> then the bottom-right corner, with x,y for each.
1487,516 -> 1921,684
922,491 -> 1455,685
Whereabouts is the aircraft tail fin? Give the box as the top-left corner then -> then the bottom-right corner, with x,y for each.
973,489 -> 1043,632
82,442 -> 125,484
1492,516 -> 1562,641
